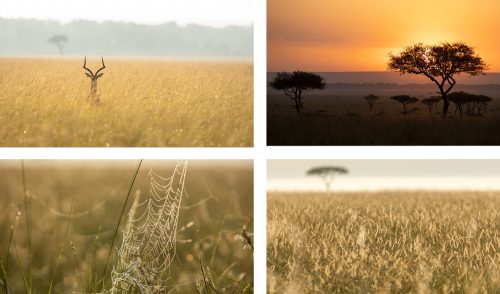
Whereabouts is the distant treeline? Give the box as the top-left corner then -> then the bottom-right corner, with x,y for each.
267,72 -> 500,85
0,17 -> 253,57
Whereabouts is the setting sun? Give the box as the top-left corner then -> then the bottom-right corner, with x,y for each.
268,0 -> 500,71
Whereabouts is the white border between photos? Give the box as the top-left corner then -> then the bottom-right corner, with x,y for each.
254,0 -> 267,291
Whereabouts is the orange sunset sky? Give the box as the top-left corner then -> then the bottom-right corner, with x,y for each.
268,0 -> 500,72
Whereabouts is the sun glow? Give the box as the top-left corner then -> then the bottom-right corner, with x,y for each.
268,0 -> 500,71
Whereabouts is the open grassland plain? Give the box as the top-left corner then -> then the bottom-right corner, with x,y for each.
0,160 -> 253,293
268,191 -> 500,293
0,58 -> 253,147
268,84 -> 500,145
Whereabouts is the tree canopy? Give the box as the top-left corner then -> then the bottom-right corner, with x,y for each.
390,95 -> 419,114
364,94 -> 379,110
270,71 -> 325,113
307,166 -> 348,193
48,34 -> 68,55
388,42 -> 487,116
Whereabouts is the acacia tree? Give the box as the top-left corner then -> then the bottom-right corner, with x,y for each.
420,96 -> 441,115
365,94 -> 379,110
48,34 -> 68,56
388,42 -> 487,117
306,166 -> 348,195
390,95 -> 419,114
270,71 -> 325,114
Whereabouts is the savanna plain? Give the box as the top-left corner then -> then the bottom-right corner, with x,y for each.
0,58 -> 253,147
268,77 -> 500,145
0,160 -> 253,293
268,191 -> 500,293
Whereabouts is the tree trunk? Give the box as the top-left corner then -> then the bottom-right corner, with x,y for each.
442,95 -> 449,117
294,93 -> 303,114
293,95 -> 301,114
439,87 -> 450,118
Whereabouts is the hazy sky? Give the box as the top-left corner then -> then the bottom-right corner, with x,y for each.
268,0 -> 500,71
1,0 -> 253,27
268,160 -> 500,191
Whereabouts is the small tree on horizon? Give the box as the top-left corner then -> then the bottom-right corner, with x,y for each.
365,94 -> 379,110
388,42 -> 487,117
421,96 -> 441,115
270,71 -> 325,114
48,34 -> 68,56
306,166 -> 348,195
390,95 -> 419,114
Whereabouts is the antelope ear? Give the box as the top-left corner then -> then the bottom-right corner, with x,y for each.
97,73 -> 104,78
85,73 -> 92,78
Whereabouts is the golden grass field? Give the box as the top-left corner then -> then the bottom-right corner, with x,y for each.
268,191 -> 500,293
0,58 -> 253,147
0,160 -> 253,293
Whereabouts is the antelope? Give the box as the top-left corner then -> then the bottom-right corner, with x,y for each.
83,56 -> 106,104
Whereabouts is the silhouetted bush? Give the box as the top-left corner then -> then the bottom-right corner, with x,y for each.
448,92 -> 493,115
390,95 -> 419,114
364,94 -> 379,110
420,96 -> 441,114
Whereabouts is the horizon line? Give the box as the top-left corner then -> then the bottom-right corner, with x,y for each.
268,188 -> 500,193
267,70 -> 500,74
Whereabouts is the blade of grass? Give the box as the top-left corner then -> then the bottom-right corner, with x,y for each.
98,159 -> 142,291
12,228 -> 30,293
5,215 -> 15,276
47,192 -> 75,294
21,160 -> 32,291
0,255 -> 11,294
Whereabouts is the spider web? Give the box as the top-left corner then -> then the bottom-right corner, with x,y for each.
109,160 -> 188,293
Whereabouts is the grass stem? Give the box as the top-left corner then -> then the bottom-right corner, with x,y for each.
98,159 -> 142,291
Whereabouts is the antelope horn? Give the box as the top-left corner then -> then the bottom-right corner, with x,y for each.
95,56 -> 106,75
83,56 -> 94,75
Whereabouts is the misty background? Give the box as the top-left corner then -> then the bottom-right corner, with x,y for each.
268,160 -> 500,191
0,17 -> 253,57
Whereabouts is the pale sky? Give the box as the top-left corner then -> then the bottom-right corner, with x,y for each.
268,160 -> 500,191
1,0 -> 254,27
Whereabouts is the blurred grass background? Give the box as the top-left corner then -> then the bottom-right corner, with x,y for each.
0,160 -> 253,293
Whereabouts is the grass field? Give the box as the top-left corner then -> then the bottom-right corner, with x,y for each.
0,58 -> 253,147
267,84 -> 500,145
268,191 -> 500,293
0,160 -> 253,293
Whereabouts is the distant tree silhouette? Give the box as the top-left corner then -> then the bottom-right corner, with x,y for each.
270,71 -> 325,114
476,95 -> 493,113
448,92 -> 493,115
390,95 -> 419,114
48,34 -> 68,56
420,96 -> 441,115
388,42 -> 487,117
364,94 -> 379,110
307,166 -> 348,195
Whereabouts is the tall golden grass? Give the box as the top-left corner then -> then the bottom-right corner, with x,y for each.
268,191 -> 500,293
0,58 -> 253,146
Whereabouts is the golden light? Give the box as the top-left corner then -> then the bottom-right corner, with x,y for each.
268,0 -> 500,71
